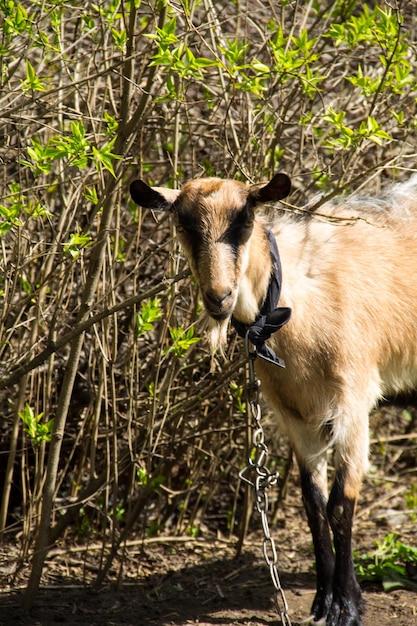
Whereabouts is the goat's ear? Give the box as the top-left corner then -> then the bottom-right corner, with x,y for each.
250,173 -> 291,204
130,179 -> 180,210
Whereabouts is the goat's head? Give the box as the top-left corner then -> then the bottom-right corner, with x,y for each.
130,173 -> 291,350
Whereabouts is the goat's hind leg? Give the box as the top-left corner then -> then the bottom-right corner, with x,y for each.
326,468 -> 364,626
324,407 -> 369,626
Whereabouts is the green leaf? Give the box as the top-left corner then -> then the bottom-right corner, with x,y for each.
355,533 -> 417,590
63,231 -> 93,260
19,403 -> 54,446
21,60 -> 47,92
92,140 -> 121,177
111,27 -> 127,51
163,326 -> 200,357
83,186 -> 99,205
135,297 -> 163,338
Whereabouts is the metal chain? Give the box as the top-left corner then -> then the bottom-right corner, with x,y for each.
239,332 -> 292,626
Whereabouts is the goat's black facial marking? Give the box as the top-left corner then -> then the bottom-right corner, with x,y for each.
174,199 -> 253,270
174,209 -> 204,271
217,206 -> 254,261
224,206 -> 254,240
174,210 -> 200,236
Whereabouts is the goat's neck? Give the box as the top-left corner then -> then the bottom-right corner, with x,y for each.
233,220 -> 272,324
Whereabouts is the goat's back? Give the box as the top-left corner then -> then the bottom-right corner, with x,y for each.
261,179 -> 417,435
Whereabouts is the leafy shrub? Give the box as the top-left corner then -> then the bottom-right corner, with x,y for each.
0,0 -> 416,603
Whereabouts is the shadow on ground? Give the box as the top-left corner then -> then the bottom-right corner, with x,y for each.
0,550 -> 315,626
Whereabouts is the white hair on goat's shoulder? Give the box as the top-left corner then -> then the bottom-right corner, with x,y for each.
306,173 -> 417,223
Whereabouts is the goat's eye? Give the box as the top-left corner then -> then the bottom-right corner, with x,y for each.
174,215 -> 187,233
228,213 -> 253,236
175,215 -> 200,237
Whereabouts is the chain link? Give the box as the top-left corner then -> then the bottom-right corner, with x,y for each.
239,332 -> 292,626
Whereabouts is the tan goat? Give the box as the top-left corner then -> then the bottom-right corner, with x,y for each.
130,172 -> 417,626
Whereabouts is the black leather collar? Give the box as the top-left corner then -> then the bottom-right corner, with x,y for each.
231,229 -> 291,368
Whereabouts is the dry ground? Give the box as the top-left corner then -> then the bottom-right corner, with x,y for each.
1,485 -> 416,625
1,402 -> 416,626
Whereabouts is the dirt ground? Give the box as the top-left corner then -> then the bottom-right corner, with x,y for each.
1,536 -> 416,626
1,404 -> 417,626
1,479 -> 417,626
1,552 -> 416,626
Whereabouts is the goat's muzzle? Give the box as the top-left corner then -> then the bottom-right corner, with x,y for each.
203,287 -> 234,321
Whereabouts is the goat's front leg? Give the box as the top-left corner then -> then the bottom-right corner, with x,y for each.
300,464 -> 335,623
326,470 -> 364,626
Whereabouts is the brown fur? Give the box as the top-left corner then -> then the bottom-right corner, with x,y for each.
130,173 -> 417,626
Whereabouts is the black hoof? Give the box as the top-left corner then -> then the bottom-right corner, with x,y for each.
325,593 -> 364,626
310,588 -> 333,623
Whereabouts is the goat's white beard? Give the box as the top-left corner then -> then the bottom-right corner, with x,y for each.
206,316 -> 229,356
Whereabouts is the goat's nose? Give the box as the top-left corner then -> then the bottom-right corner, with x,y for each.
204,288 -> 232,309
